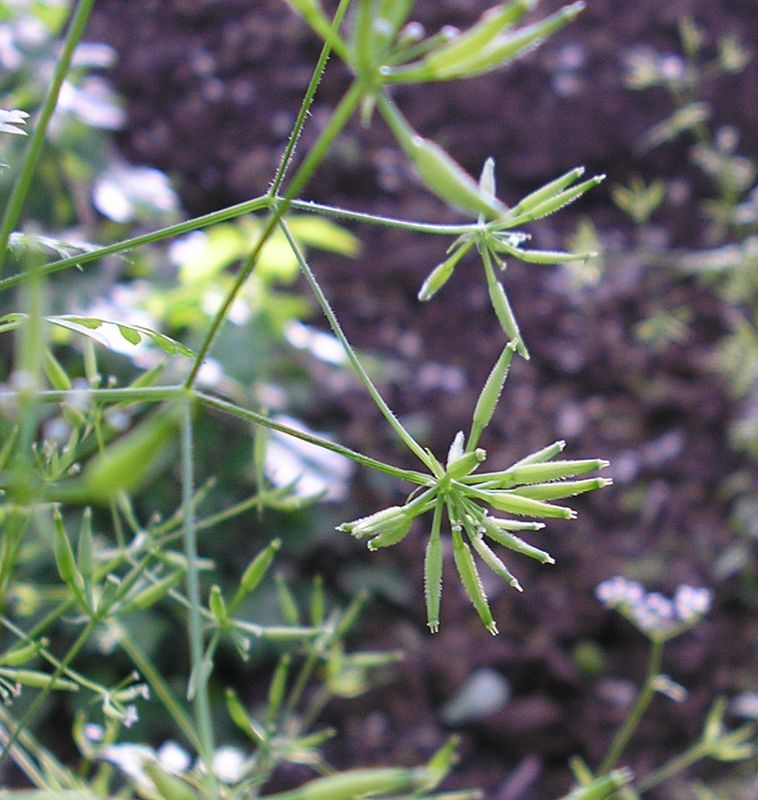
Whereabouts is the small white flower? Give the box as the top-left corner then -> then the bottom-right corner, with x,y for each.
83,723 -> 105,743
158,740 -> 191,774
674,584 -> 712,622
100,743 -> 155,787
123,705 -> 139,728
211,746 -> 248,784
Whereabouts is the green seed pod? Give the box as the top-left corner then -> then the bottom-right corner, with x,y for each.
275,573 -> 300,626
261,767 -> 427,800
474,489 -> 575,519
378,97 -> 506,219
52,509 -> 80,588
209,584 -> 228,626
421,1 -> 535,76
451,528 -> 498,635
487,517 -> 545,531
561,768 -> 634,800
481,519 -> 554,564
509,439 -> 566,468
436,2 -> 585,80
0,667 -> 78,691
493,459 -> 610,488
144,761 -> 198,800
494,237 -> 595,264
77,405 -> 180,503
483,257 -> 529,358
479,155 -> 497,198
352,0 -> 376,78
226,688 -> 266,744
418,239 -> 474,301
446,448 -> 487,480
310,574 -> 325,626
470,533 -> 522,590
510,174 -> 605,224
424,503 -> 444,633
468,339 -> 520,449
76,507 -> 94,582
0,426 -> 18,471
44,349 -> 71,391
123,570 -> 185,612
266,653 -> 291,726
337,590 -> 368,637
0,637 -> 46,667
367,518 -> 413,550
230,538 -> 281,612
337,505 -> 413,541
513,477 -> 613,500
510,166 -> 586,217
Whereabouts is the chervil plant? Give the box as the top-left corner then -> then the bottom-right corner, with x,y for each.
0,2 -> 752,799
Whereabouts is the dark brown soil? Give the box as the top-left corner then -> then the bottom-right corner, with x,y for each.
86,2 -> 757,798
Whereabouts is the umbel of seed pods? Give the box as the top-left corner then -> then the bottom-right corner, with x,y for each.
338,339 -> 612,634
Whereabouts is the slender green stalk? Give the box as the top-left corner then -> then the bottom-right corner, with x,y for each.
597,637 -> 665,775
635,739 -> 708,794
0,0 -> 97,276
195,390 -> 430,484
269,0 -> 353,198
279,218 -> 436,472
180,398 -> 218,797
0,618 -> 98,770
184,80 -> 363,389
0,384 -> 185,405
118,627 -> 202,753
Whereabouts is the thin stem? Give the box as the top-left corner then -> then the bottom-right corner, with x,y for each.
0,384 -> 185,405
180,399 -> 218,796
0,196 -> 271,294
0,0 -> 97,276
269,0 -> 353,198
597,637 -> 665,775
635,740 -> 708,794
118,626 -> 202,753
279,218 -> 436,471
184,81 -> 363,389
195,389 -> 430,484
0,618 -> 97,771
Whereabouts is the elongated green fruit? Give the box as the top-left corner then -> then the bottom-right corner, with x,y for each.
513,477 -> 612,500
275,573 -> 300,625
0,638 -> 46,667
510,166 -> 586,216
468,338 -> 520,449
310,574 -> 325,626
144,762 -> 198,800
226,688 -> 266,744
509,439 -> 566,468
58,404 -> 181,503
481,519 -> 554,564
53,509 -> 78,586
418,239 -> 474,301
424,503 -> 444,633
452,527 -> 497,634
260,767 -> 430,800
436,2 -> 585,80
0,667 -> 77,691
266,653 -> 291,726
209,584 -> 228,625
560,768 -> 634,800
483,458 -> 610,488
123,570 -> 185,611
422,1 -> 535,73
44,349 -> 71,390
231,538 -> 281,611
483,254 -> 529,358
446,448 -> 486,479
470,532 -> 522,590
76,507 -> 94,581
378,96 -> 506,219
494,238 -> 595,264
473,488 -> 575,519
510,174 -> 605,224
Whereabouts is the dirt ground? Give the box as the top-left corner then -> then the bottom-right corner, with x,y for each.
86,2 -> 757,797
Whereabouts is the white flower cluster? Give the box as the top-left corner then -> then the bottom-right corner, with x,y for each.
595,576 -> 712,637
99,738 -> 249,791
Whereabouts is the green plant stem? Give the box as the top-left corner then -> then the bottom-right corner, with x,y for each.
180,398 -> 218,797
0,196 -> 270,294
0,0 -> 96,276
0,617 -> 98,771
195,389 -> 430,484
184,80 -> 363,389
597,637 -> 665,775
635,739 -> 708,794
268,0 -> 352,198
279,218 -> 436,472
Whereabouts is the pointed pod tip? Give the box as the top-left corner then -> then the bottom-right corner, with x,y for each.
428,622 -> 440,634
511,579 -> 523,592
487,622 -> 499,636
545,556 -> 556,565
